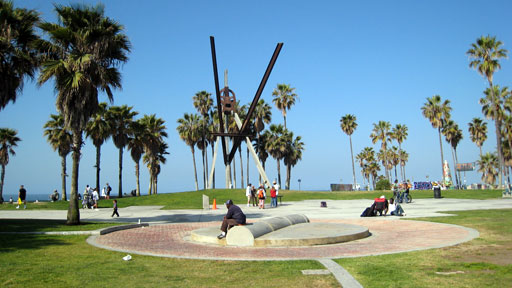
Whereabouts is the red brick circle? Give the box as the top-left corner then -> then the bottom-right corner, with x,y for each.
89,219 -> 477,260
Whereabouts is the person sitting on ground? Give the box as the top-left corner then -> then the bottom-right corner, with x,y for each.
9,197 -> 13,204
50,190 -> 59,202
217,200 -> 246,239
388,197 -> 405,216
373,195 -> 388,216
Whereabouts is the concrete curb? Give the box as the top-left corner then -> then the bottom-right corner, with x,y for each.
319,259 -> 363,288
99,223 -> 149,235
0,223 -> 149,236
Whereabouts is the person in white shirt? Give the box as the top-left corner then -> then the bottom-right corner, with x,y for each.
387,198 -> 405,216
273,180 -> 279,195
92,188 -> 99,210
246,184 -> 252,207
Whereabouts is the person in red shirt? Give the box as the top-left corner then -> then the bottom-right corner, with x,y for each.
270,186 -> 277,207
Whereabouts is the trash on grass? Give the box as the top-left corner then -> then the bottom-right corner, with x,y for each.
123,255 -> 132,261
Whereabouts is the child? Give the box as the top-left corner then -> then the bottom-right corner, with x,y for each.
257,185 -> 266,209
111,200 -> 119,217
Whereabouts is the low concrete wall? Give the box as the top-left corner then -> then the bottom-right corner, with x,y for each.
226,214 -> 309,247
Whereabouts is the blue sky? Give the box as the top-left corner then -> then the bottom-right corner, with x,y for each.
2,0 -> 512,197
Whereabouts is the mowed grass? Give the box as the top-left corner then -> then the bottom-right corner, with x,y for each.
0,219 -> 122,233
0,234 -> 338,288
336,209 -> 512,288
1,188 -> 502,210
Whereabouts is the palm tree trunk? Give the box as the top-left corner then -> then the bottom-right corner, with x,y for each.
349,135 -> 356,190
246,147 -> 250,186
67,130 -> 81,225
489,81 -> 504,187
450,147 -> 459,188
202,146 -> 206,190
135,160 -> 140,196
0,164 -> 5,204
191,146 -> 198,191
118,147 -> 123,198
211,144 -> 215,189
154,174 -> 157,194
277,159 -> 281,188
61,155 -> 67,201
239,146 -> 244,188
479,146 -> 483,158
205,141 -> 209,190
95,144 -> 101,192
438,128 -> 445,183
286,163 -> 291,190
283,115 -> 287,130
454,148 -> 462,189
148,173 -> 152,195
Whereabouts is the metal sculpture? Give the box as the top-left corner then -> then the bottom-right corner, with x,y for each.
208,36 -> 283,188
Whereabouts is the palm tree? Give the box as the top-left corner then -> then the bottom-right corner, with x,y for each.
266,124 -> 288,187
193,91 -> 213,189
108,105 -> 137,198
272,84 -> 298,129
370,121 -> 392,180
389,146 -> 400,181
399,149 -> 409,181
477,152 -> 499,186
442,120 -> 463,188
44,114 -> 72,201
421,95 -> 452,183
468,118 -> 487,157
468,35 -> 508,187
367,161 -> 380,190
127,120 -> 145,196
391,124 -> 408,181
283,132 -> 304,190
254,129 -> 270,178
38,4 -> 130,224
254,99 -> 272,183
177,113 -> 201,191
0,128 -> 21,203
340,114 -> 358,189
0,0 -> 40,110
85,102 -> 110,191
140,114 -> 168,195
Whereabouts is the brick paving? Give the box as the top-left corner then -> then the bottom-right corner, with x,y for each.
90,218 -> 478,261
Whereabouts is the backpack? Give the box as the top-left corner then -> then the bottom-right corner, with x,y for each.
361,207 -> 375,217
258,189 -> 264,199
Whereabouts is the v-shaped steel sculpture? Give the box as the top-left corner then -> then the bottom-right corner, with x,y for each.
210,36 -> 283,166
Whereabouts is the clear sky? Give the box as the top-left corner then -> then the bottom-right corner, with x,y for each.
2,0 -> 512,196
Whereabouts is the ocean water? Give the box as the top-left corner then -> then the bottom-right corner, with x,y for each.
3,193 -> 52,202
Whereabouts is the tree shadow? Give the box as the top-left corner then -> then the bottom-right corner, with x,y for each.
0,234 -> 71,253
108,212 -> 266,224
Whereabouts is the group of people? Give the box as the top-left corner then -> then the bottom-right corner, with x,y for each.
245,180 -> 280,209
362,195 -> 405,217
81,183 -> 112,210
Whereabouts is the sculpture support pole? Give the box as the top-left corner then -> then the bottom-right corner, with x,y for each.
234,113 -> 271,187
208,136 -> 220,189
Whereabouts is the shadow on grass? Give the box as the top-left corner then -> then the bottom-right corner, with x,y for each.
0,234 -> 71,253
0,219 -> 110,233
109,212 -> 266,224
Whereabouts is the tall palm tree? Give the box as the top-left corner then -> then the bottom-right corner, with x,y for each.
283,132 -> 304,190
391,124 -> 408,181
340,114 -> 358,189
389,146 -> 400,181
421,95 -> 452,183
85,102 -> 110,191
0,0 -> 40,110
367,161 -> 380,190
254,99 -> 272,183
177,113 -> 200,191
477,152 -> 499,186
468,35 -> 508,187
272,84 -> 298,129
399,149 -> 409,181
44,114 -> 72,201
442,120 -> 463,188
254,129 -> 270,179
38,4 -> 130,224
266,124 -> 288,187
108,105 -> 137,198
370,121 -> 392,180
140,114 -> 168,195
127,120 -> 144,196
468,118 -> 487,157
0,128 -> 20,203
193,91 -> 213,189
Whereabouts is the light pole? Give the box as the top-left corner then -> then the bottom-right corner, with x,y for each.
298,179 -> 301,191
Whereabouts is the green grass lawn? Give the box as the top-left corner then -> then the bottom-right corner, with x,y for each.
0,219 -> 123,233
0,188 -> 503,211
337,209 -> 512,287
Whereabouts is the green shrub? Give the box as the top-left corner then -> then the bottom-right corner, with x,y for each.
375,179 -> 391,190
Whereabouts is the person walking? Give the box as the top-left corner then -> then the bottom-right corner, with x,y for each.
17,185 -> 27,209
111,200 -> 119,217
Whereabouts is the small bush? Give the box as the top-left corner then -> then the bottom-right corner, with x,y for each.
375,179 -> 391,190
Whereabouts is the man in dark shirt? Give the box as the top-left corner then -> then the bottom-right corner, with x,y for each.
17,185 -> 27,209
217,199 -> 246,239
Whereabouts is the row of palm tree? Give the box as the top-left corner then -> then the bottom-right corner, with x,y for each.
177,84 -> 303,191
340,114 -> 409,189
44,104 -> 168,202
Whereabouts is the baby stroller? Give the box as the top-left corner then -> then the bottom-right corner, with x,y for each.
82,192 -> 93,209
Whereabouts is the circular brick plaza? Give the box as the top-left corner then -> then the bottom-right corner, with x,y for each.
88,218 -> 479,261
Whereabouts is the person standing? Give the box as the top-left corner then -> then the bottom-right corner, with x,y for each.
92,188 -> 99,210
111,200 -> 119,217
270,186 -> 277,207
101,186 -> 106,199
257,185 -> 266,209
106,183 -> 112,199
17,185 -> 27,209
251,184 -> 257,207
246,183 -> 252,207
